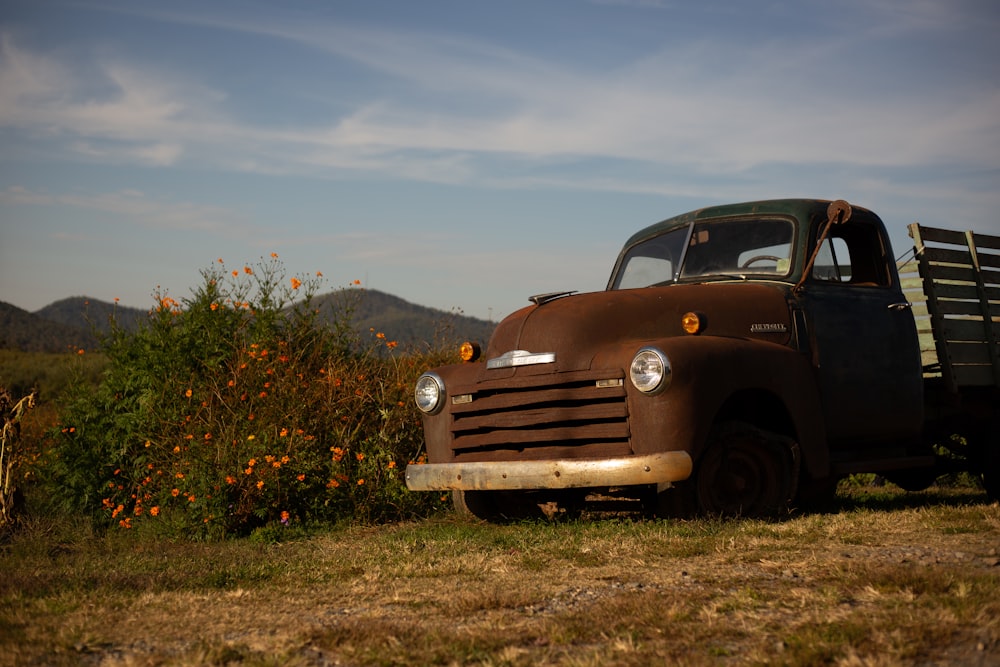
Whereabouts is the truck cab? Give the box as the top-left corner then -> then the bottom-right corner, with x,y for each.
406,199 -> 985,519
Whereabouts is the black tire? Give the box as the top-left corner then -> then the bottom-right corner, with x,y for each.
658,421 -> 799,518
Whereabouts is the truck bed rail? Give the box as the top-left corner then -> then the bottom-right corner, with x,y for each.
899,223 -> 1000,391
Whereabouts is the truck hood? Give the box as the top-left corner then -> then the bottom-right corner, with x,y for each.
486,283 -> 793,372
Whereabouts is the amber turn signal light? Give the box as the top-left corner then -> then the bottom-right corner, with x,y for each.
459,341 -> 481,362
681,311 -> 706,335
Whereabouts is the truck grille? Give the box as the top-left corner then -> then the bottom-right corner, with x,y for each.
449,369 -> 630,458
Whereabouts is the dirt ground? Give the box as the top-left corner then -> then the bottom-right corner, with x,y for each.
3,488 -> 999,666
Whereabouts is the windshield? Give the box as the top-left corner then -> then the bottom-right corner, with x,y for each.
611,217 -> 795,289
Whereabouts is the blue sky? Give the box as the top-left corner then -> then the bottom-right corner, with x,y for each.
1,0 -> 998,322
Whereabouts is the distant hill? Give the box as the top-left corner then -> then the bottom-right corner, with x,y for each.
36,297 -> 149,335
0,302 -> 98,353
312,288 -> 496,350
0,290 -> 495,354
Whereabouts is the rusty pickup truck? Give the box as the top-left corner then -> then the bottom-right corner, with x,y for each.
405,199 -> 1000,519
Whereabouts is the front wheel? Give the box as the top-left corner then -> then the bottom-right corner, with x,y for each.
657,422 -> 800,518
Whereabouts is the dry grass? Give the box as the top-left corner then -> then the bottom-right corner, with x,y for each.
1,484 -> 998,666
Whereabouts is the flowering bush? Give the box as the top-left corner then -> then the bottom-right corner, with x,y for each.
42,256 -> 454,538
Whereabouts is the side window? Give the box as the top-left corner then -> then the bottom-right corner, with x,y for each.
811,224 -> 889,286
812,237 -> 852,282
616,256 -> 675,289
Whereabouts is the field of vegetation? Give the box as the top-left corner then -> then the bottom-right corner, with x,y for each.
2,256 -> 998,665
1,485 -> 997,666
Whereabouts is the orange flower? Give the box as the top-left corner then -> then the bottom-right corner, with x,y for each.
225,475 -> 236,484
248,458 -> 257,466
290,277 -> 302,290
171,488 -> 180,497
210,303 -> 219,311
357,479 -> 365,485
188,494 -> 196,502
271,252 -> 279,258
150,506 -> 160,516
185,389 -> 193,398
232,270 -> 239,277
356,452 -> 365,461
256,480 -> 265,489
244,266 -> 252,275
296,474 -> 306,482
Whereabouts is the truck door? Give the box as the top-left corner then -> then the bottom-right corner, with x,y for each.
798,219 -> 924,447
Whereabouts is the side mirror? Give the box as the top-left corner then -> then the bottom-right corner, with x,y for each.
827,200 -> 852,225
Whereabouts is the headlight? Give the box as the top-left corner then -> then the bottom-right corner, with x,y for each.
629,347 -> 671,394
414,372 -> 445,414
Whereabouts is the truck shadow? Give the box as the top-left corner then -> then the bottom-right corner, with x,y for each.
800,482 -> 994,515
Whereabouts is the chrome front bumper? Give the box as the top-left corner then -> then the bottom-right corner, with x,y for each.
404,451 -> 693,491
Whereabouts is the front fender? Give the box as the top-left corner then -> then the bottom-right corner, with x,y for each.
603,335 -> 828,479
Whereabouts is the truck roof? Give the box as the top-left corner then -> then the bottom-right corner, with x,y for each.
622,198 -> 879,249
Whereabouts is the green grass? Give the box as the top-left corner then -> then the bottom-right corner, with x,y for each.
2,483 -> 997,666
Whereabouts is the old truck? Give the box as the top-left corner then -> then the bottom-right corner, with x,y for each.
405,199 -> 1000,519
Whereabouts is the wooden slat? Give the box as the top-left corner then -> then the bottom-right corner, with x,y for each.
922,246 -> 973,266
950,364 -> 998,386
942,341 -> 995,364
924,265 -> 979,284
926,283 -> 981,301
917,226 -> 971,245
907,222 -> 1000,389
972,231 -> 1000,251
934,301 -> 988,317
979,266 -> 1000,285
941,318 -> 999,343
976,252 -> 1000,270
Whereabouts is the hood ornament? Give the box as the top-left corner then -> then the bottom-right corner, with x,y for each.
487,349 -> 557,370
529,291 -> 577,306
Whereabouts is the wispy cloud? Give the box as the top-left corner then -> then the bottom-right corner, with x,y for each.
1,1 -> 998,193
0,185 -> 248,233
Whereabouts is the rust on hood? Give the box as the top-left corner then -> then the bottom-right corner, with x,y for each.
486,282 -> 793,373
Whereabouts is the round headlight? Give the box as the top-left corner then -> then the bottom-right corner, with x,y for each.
629,347 -> 671,394
414,372 -> 445,414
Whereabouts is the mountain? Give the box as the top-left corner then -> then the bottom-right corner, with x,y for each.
0,290 -> 495,354
36,297 -> 149,335
0,301 -> 98,353
311,289 -> 496,349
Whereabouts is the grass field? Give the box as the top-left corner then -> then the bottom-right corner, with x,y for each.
2,483 -> 998,666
